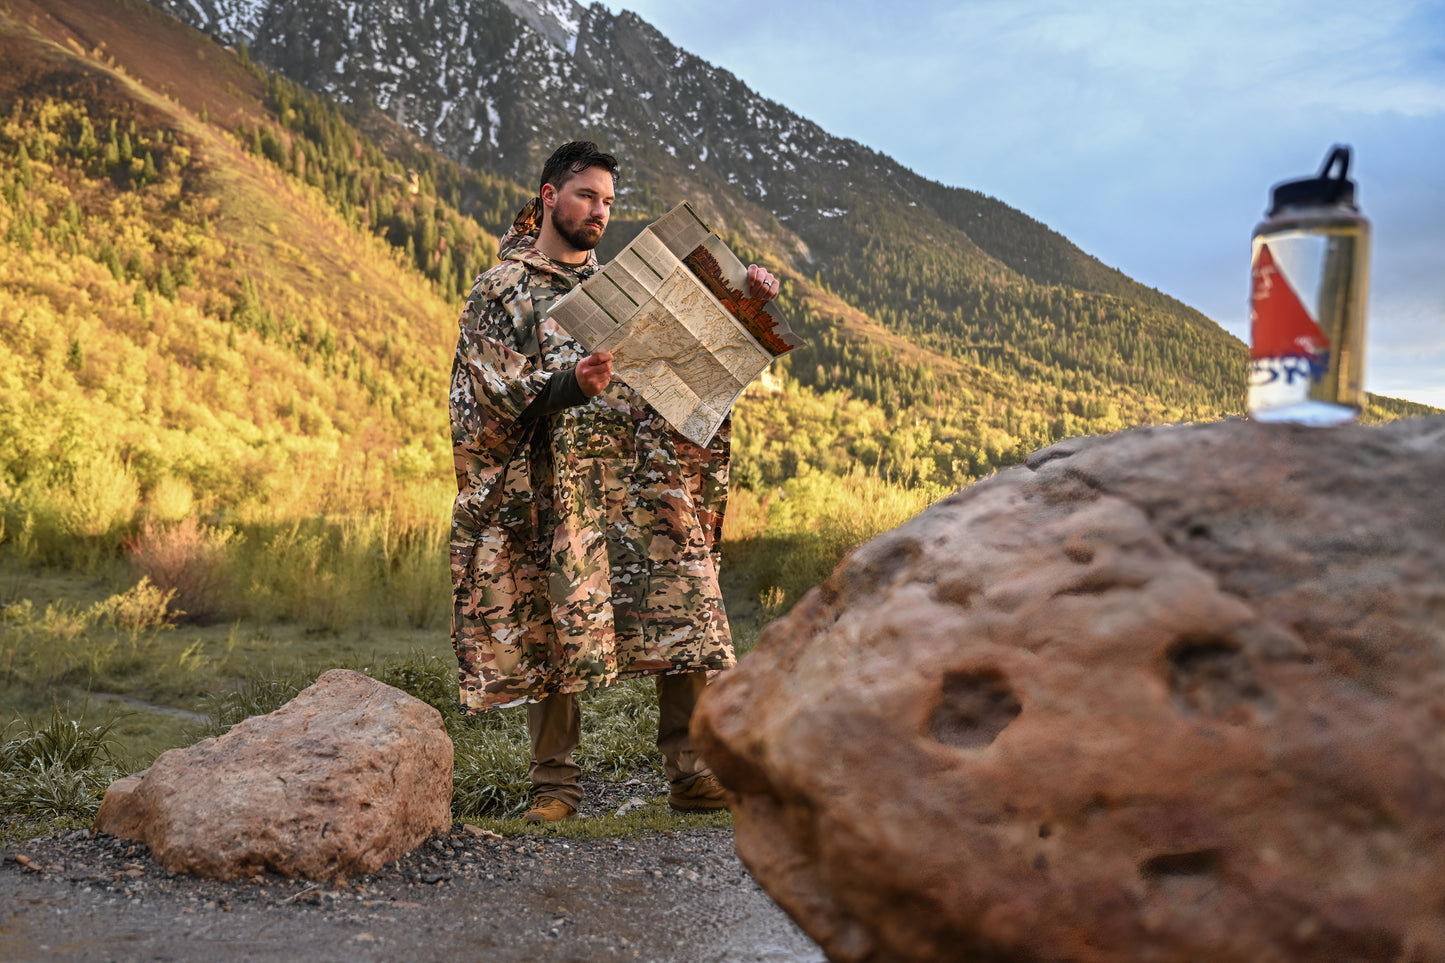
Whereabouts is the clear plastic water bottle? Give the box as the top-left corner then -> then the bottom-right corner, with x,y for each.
1247,145 -> 1370,425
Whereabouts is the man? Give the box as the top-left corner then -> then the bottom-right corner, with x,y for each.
449,141 -> 780,822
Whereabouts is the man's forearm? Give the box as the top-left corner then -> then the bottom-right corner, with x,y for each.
518,366 -> 588,422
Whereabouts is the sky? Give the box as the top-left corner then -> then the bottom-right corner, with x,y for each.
598,0 -> 1445,409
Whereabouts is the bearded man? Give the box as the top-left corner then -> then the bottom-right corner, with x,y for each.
448,141 -> 780,822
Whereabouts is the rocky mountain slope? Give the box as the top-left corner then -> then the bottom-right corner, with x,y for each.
147,0 -> 1162,298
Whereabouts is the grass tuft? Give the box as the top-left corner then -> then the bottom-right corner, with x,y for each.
577,679 -> 662,781
199,669 -> 315,732
1,709 -> 125,842
451,723 -> 532,820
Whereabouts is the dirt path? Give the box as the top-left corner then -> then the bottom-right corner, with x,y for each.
1,826 -> 825,962
77,692 -> 210,724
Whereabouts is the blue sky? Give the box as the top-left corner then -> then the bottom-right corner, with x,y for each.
599,0 -> 1445,409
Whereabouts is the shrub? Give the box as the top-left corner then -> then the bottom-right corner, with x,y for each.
375,481 -> 452,629
126,517 -> 235,623
98,576 -> 179,634
720,484 -> 769,544
57,451 -> 139,541
739,468 -> 943,622
242,522 -> 374,632
145,475 -> 195,524
382,508 -> 450,630
10,452 -> 141,567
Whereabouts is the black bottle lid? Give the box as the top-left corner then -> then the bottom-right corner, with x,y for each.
1267,145 -> 1357,214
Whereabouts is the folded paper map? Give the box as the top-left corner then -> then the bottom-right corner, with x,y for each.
550,202 -> 804,445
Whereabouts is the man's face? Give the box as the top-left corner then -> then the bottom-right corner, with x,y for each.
544,165 -> 614,255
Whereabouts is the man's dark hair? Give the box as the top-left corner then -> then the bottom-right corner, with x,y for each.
539,141 -> 619,195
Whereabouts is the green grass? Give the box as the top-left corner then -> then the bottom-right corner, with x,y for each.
0,598 -> 740,844
0,559 -> 467,843
193,650 -> 687,825
0,467 -> 892,846
1,556 -> 442,693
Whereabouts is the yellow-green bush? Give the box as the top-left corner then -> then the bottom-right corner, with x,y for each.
727,466 -> 946,622
144,475 -> 195,524
56,450 -> 140,542
0,581 -> 182,690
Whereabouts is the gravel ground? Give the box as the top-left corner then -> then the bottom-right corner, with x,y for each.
0,776 -> 826,963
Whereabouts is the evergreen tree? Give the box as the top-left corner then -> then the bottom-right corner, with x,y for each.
16,143 -> 32,190
156,262 -> 177,299
232,275 -> 264,330
101,244 -> 124,281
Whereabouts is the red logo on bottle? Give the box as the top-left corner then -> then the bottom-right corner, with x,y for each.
1250,243 -> 1329,361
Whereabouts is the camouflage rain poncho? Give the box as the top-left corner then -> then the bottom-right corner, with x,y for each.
449,200 -> 735,713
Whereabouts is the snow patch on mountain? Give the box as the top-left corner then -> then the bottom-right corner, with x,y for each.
164,0 -> 266,42
498,0 -> 581,54
145,0 -> 934,227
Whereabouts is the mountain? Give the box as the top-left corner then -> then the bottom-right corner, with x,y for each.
148,0 -> 1166,293
2,0 -> 1434,541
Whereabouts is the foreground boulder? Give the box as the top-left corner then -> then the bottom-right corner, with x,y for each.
96,669 -> 453,881
695,415 -> 1445,963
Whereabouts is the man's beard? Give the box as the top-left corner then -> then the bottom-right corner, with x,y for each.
550,209 -> 605,253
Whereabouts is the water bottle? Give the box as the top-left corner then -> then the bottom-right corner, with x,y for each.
1247,145 -> 1370,424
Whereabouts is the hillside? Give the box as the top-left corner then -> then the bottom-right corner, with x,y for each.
149,0 -> 1209,299
0,0 -> 474,540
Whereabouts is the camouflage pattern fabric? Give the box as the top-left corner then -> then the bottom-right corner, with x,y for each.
449,200 -> 735,712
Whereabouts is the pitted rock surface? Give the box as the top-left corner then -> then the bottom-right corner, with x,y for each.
95,669 -> 453,881
695,415 -> 1445,963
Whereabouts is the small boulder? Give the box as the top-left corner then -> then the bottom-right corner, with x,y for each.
95,669 -> 453,881
695,415 -> 1445,963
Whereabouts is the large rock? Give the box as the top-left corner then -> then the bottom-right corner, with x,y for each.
695,415 -> 1445,963
95,669 -> 453,881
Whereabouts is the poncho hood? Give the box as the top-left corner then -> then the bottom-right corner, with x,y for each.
497,196 -> 600,282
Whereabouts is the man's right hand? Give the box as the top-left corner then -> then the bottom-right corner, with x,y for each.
576,352 -> 614,397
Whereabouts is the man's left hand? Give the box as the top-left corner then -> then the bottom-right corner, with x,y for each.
576,352 -> 614,397
747,264 -> 780,301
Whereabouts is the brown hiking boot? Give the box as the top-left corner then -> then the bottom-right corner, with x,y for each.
669,773 -> 730,813
524,797 -> 578,823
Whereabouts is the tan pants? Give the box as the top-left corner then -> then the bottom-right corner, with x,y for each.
527,672 -> 712,807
